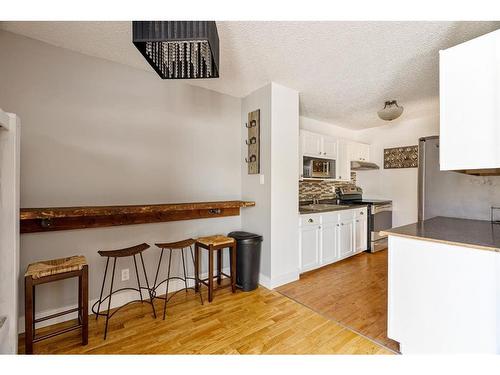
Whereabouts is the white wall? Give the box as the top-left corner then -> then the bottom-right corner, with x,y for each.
300,97 -> 440,227
241,83 -> 299,288
270,84 -> 299,287
356,98 -> 440,226
0,111 -> 20,353
0,31 -> 243,330
241,84 -> 272,278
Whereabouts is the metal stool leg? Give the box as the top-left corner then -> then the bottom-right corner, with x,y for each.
162,249 -> 173,320
181,247 -> 189,292
132,255 -> 143,302
104,257 -> 117,340
95,257 -> 109,321
139,252 -> 157,319
152,248 -> 165,297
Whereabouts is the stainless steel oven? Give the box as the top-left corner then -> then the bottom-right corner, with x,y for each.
336,186 -> 393,253
370,203 -> 393,252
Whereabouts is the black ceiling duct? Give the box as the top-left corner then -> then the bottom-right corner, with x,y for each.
132,21 -> 219,79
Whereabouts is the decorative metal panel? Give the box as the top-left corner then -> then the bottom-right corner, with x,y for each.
384,145 -> 419,169
245,110 -> 260,174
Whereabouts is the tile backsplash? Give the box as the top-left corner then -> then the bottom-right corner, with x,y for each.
299,172 -> 357,202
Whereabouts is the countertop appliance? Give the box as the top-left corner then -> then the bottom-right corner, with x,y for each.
418,136 -> 500,221
337,186 -> 392,253
302,156 -> 336,179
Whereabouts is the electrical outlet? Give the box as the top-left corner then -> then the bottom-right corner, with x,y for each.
121,268 -> 129,281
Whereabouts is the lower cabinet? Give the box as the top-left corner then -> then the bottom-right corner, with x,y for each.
299,207 -> 367,274
299,223 -> 321,272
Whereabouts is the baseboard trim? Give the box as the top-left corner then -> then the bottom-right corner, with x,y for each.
18,267 -> 229,334
258,271 -> 299,290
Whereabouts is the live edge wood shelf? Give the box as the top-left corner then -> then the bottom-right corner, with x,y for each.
20,201 -> 255,234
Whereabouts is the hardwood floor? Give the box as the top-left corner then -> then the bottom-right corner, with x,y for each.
277,250 -> 399,352
18,281 -> 391,354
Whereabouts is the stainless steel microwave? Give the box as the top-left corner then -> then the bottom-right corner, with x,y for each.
303,157 -> 336,179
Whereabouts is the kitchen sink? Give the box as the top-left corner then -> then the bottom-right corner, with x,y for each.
299,204 -> 351,212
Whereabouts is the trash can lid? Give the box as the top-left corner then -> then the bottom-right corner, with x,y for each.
228,231 -> 263,241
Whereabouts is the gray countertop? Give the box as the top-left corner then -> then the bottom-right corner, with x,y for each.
381,216 -> 500,253
299,204 -> 368,215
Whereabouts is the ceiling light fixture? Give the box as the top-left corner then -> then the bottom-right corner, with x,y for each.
132,21 -> 219,79
377,100 -> 404,121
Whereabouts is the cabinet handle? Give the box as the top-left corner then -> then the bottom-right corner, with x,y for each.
360,212 -> 364,215
336,224 -> 340,227
308,218 -> 314,223
319,152 -> 322,155
323,152 -> 326,155
319,226 -> 322,229
356,219 -> 359,222
341,223 -> 344,226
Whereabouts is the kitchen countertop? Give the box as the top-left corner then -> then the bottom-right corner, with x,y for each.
299,203 -> 368,215
381,216 -> 500,253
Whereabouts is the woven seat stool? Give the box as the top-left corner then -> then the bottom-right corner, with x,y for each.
92,243 -> 156,339
24,255 -> 88,354
152,239 -> 204,320
195,235 -> 236,303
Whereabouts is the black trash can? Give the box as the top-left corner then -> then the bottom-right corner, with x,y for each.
228,231 -> 263,291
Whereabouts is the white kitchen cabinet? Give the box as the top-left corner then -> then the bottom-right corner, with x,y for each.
439,30 -> 500,171
299,208 -> 367,274
322,136 -> 338,159
300,130 -> 338,159
320,221 -> 338,265
299,215 -> 321,272
338,215 -> 355,259
355,208 -> 368,252
349,142 -> 370,162
301,130 -> 323,157
336,140 -> 351,181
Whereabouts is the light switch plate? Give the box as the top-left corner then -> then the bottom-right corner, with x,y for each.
259,174 -> 265,185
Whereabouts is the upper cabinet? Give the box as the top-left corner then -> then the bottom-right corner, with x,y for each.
348,142 -> 370,162
300,130 -> 338,159
440,30 -> 500,172
336,140 -> 351,181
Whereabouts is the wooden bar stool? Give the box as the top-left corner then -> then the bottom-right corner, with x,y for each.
92,243 -> 156,339
24,255 -> 88,354
152,239 -> 204,320
195,235 -> 236,302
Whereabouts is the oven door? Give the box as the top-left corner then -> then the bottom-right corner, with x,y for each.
371,204 -> 393,241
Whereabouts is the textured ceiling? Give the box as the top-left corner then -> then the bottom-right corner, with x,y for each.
1,21 -> 499,129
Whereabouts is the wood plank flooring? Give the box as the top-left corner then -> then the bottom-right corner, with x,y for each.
18,282 -> 391,354
277,250 -> 399,352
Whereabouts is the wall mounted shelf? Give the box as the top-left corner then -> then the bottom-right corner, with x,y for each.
20,200 -> 255,233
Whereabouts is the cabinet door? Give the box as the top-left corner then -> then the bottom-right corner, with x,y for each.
338,219 -> 355,259
355,214 -> 368,253
301,131 -> 322,157
357,143 -> 370,162
440,30 -> 500,170
321,221 -> 338,265
336,140 -> 351,181
300,225 -> 320,272
322,136 -> 338,159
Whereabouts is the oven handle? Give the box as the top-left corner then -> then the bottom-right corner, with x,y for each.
373,205 -> 392,214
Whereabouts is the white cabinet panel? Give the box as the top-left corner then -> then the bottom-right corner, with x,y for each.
337,140 -> 351,181
355,214 -> 368,252
440,30 -> 500,171
299,225 -> 320,272
321,221 -> 338,265
338,219 -> 355,259
322,136 -> 338,159
349,142 -> 370,162
301,130 -> 322,157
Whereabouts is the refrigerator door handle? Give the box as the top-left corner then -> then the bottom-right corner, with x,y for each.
417,138 -> 426,221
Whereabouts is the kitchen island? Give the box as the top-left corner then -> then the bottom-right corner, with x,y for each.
382,216 -> 500,354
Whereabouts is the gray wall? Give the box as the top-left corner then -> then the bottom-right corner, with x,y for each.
0,31 -> 242,329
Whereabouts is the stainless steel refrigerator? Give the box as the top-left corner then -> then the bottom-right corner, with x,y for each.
418,136 -> 500,221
